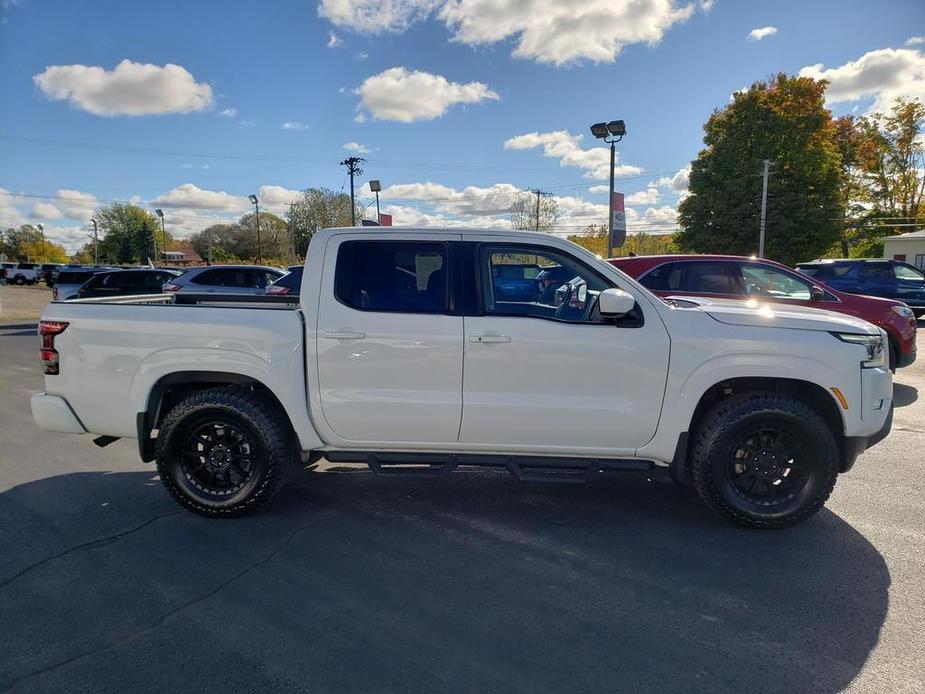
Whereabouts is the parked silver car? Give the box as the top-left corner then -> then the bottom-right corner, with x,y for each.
162,265 -> 286,296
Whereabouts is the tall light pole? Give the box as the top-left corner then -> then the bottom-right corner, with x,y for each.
590,120 -> 626,257
369,179 -> 382,224
154,209 -> 167,264
36,224 -> 45,263
248,194 -> 262,264
340,157 -> 364,226
90,218 -> 99,265
758,159 -> 770,258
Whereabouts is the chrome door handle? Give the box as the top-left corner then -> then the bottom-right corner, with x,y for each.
470,334 -> 511,343
324,331 -> 366,340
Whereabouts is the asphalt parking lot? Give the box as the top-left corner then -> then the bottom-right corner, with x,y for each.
1,322 -> 923,693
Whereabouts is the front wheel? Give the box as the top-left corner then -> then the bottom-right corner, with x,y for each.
155,385 -> 294,517
690,392 -> 838,528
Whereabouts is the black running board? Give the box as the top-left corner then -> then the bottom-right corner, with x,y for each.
323,451 -> 653,484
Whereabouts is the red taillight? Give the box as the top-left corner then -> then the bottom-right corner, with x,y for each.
266,285 -> 291,295
39,321 -> 69,375
162,282 -> 181,292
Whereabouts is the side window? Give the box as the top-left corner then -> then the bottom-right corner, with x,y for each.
335,240 -> 447,313
892,263 -> 924,281
740,263 -> 812,300
682,262 -> 743,295
191,269 -> 219,286
480,245 -> 611,323
640,263 -> 682,291
860,263 -> 892,281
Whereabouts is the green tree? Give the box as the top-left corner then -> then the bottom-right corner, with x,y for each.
677,74 -> 842,265
288,188 -> 362,258
94,203 -> 170,264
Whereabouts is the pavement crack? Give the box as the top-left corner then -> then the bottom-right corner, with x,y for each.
0,510 -> 185,589
1,511 -> 326,693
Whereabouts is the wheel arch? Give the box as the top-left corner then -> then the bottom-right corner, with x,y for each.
669,376 -> 849,484
137,370 -> 319,462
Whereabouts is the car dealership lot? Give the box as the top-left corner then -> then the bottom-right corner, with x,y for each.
1,324 -> 923,692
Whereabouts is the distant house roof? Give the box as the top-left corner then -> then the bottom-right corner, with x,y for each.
885,230 -> 925,240
160,241 -> 203,264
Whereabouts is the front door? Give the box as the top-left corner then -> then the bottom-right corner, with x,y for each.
316,235 -> 464,445
459,242 -> 670,454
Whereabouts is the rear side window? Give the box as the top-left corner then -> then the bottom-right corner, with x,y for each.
57,271 -> 95,284
892,263 -> 924,281
192,268 -> 261,288
682,262 -> 743,294
274,267 -> 303,290
640,263 -> 682,291
335,240 -> 447,313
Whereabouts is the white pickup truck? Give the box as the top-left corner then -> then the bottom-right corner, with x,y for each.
31,227 -> 894,527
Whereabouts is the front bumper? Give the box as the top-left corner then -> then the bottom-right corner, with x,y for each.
841,403 -> 893,472
31,393 -> 86,434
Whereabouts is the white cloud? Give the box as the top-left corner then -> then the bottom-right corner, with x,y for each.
343,141 -> 371,153
321,0 -> 700,66
641,205 -> 679,225
357,67 -> 498,122
33,60 -> 213,116
799,47 -> 925,113
356,51 -> 369,59
281,120 -> 308,130
319,0 -> 440,33
327,30 -> 343,47
906,36 -> 925,46
54,189 -> 98,219
382,181 -> 520,216
354,112 -> 367,123
656,167 -> 690,195
257,185 -> 302,213
32,202 -> 63,220
0,188 -> 27,229
504,130 -> 642,180
625,187 -> 660,206
588,185 -> 610,194
748,26 -> 777,41
152,183 -> 246,211
180,163 -> 210,170
219,107 -> 238,118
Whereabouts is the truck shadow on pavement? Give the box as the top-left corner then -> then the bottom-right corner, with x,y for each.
0,467 -> 889,694
893,382 -> 917,407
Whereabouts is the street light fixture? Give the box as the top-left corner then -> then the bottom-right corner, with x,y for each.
154,209 -> 167,264
590,118 -> 627,257
369,179 -> 382,224
248,194 -> 262,264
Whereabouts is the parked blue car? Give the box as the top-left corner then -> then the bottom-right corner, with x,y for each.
795,259 -> 925,316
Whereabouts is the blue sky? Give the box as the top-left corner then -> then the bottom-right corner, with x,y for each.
1,0 -> 924,252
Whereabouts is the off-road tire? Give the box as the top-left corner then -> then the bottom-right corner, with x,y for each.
691,392 -> 838,529
155,385 -> 294,517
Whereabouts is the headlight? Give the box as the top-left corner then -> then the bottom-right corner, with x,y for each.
832,332 -> 885,368
890,304 -> 915,320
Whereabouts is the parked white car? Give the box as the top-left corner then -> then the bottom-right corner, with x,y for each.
31,227 -> 893,527
6,262 -> 41,285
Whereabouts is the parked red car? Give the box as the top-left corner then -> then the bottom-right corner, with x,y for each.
609,254 -> 917,370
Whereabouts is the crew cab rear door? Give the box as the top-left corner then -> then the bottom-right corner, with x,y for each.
315,233 -> 464,445
459,240 -> 670,453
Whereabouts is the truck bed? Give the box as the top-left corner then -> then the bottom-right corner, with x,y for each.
39,298 -> 312,445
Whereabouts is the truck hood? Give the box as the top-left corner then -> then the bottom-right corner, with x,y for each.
668,296 -> 880,335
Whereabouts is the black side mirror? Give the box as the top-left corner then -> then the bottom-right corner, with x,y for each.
810,285 -> 826,301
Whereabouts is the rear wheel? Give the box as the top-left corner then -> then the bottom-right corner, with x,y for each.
691,392 -> 838,528
155,385 -> 294,517
14,276 -> 24,285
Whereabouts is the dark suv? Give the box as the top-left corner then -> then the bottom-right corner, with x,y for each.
795,259 -> 925,316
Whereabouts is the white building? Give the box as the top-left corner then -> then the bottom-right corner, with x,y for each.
883,230 -> 925,270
